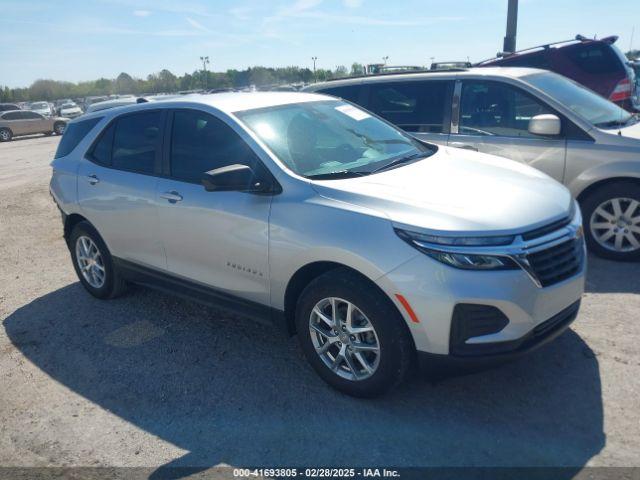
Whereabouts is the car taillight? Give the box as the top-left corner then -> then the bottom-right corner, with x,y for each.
609,78 -> 632,102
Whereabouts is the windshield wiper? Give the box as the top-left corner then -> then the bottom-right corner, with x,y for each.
306,170 -> 367,180
369,152 -> 427,174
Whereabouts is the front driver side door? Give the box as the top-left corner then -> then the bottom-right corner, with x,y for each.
450,79 -> 567,182
155,108 -> 272,306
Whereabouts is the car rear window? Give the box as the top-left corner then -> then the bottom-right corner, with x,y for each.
565,44 -> 623,74
54,117 -> 101,158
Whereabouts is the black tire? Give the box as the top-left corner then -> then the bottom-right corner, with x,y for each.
581,181 -> 640,261
0,128 -> 12,142
44,131 -> 53,136
53,121 -> 66,135
295,268 -> 414,397
68,221 -> 128,299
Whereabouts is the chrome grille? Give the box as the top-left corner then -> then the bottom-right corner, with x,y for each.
526,238 -> 584,287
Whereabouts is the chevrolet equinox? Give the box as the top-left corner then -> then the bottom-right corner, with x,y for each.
50,92 -> 586,397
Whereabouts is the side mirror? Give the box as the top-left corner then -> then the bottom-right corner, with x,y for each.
201,164 -> 273,193
528,114 -> 561,136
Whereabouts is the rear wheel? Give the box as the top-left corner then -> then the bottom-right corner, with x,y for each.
581,181 -> 640,261
53,121 -> 66,135
69,222 -> 128,299
295,269 -> 414,397
0,128 -> 12,142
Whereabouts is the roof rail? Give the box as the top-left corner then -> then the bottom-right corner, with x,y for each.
319,68 -> 468,83
474,34 -> 618,66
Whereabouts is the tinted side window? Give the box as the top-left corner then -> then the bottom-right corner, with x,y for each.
565,44 -> 622,74
170,110 -> 258,184
368,81 -> 449,133
22,111 -> 43,119
460,81 -> 554,138
318,85 -> 362,103
112,111 -> 162,174
55,117 -> 101,158
500,51 -> 551,69
2,111 -> 22,120
88,123 -> 115,166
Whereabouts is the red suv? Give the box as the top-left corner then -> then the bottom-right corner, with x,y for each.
478,35 -> 637,111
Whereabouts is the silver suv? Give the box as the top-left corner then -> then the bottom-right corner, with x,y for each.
50,93 -> 585,397
304,67 -> 640,261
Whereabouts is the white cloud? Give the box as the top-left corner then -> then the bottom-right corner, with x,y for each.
133,10 -> 151,17
186,16 -> 208,31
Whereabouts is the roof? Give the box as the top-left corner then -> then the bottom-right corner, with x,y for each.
302,67 -> 547,90
76,91 -> 335,123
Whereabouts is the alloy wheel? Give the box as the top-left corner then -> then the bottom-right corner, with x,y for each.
0,130 -> 10,141
75,236 -> 106,288
589,197 -> 640,253
308,297 -> 380,381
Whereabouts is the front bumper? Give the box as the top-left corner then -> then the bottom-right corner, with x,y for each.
416,299 -> 580,374
375,210 -> 586,359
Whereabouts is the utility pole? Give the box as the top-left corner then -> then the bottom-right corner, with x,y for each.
382,56 -> 389,65
503,0 -> 518,54
199,56 -> 210,90
311,56 -> 318,80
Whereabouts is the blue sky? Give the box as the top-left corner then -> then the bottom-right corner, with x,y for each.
1,0 -> 637,88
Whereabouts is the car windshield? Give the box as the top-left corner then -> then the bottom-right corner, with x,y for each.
524,72 -> 635,128
235,100 -> 433,178
31,102 -> 48,109
61,103 -> 76,108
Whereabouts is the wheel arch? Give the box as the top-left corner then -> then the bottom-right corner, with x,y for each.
576,176 -> 640,204
282,261 -> 407,339
63,213 -> 91,244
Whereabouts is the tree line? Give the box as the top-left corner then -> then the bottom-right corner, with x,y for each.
0,63 -> 366,103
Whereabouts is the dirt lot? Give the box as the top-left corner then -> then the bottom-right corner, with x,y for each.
1,135 -> 639,475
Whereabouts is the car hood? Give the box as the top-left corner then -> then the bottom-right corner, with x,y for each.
310,146 -> 573,235
614,120 -> 640,139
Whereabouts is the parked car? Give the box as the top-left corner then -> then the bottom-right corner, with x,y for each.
304,67 -> 640,261
477,35 -> 637,111
50,93 -> 585,397
0,110 -> 67,141
85,97 -> 138,113
29,101 -> 53,117
58,102 -> 83,119
82,96 -> 109,112
0,103 -> 21,112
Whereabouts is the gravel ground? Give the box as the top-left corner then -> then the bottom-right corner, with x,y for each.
1,135 -> 639,475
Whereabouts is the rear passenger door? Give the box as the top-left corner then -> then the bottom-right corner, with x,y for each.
450,79 -> 566,182
77,110 -> 167,270
155,108 -> 272,305
366,80 -> 453,146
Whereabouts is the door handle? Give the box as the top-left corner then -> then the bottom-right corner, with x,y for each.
160,191 -> 183,203
449,142 -> 478,152
87,174 -> 99,185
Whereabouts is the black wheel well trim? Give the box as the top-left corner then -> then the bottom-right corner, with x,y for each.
576,176 -> 640,205
63,213 -> 91,244
282,260 -> 416,348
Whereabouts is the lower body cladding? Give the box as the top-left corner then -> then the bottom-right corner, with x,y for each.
375,247 -> 586,371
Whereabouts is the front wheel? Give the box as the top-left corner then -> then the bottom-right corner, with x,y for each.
581,181 -> 640,261
0,128 -> 12,142
295,269 -> 414,397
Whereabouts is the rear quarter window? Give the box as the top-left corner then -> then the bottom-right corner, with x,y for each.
54,117 -> 102,158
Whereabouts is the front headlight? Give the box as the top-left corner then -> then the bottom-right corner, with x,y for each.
395,229 -> 518,270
